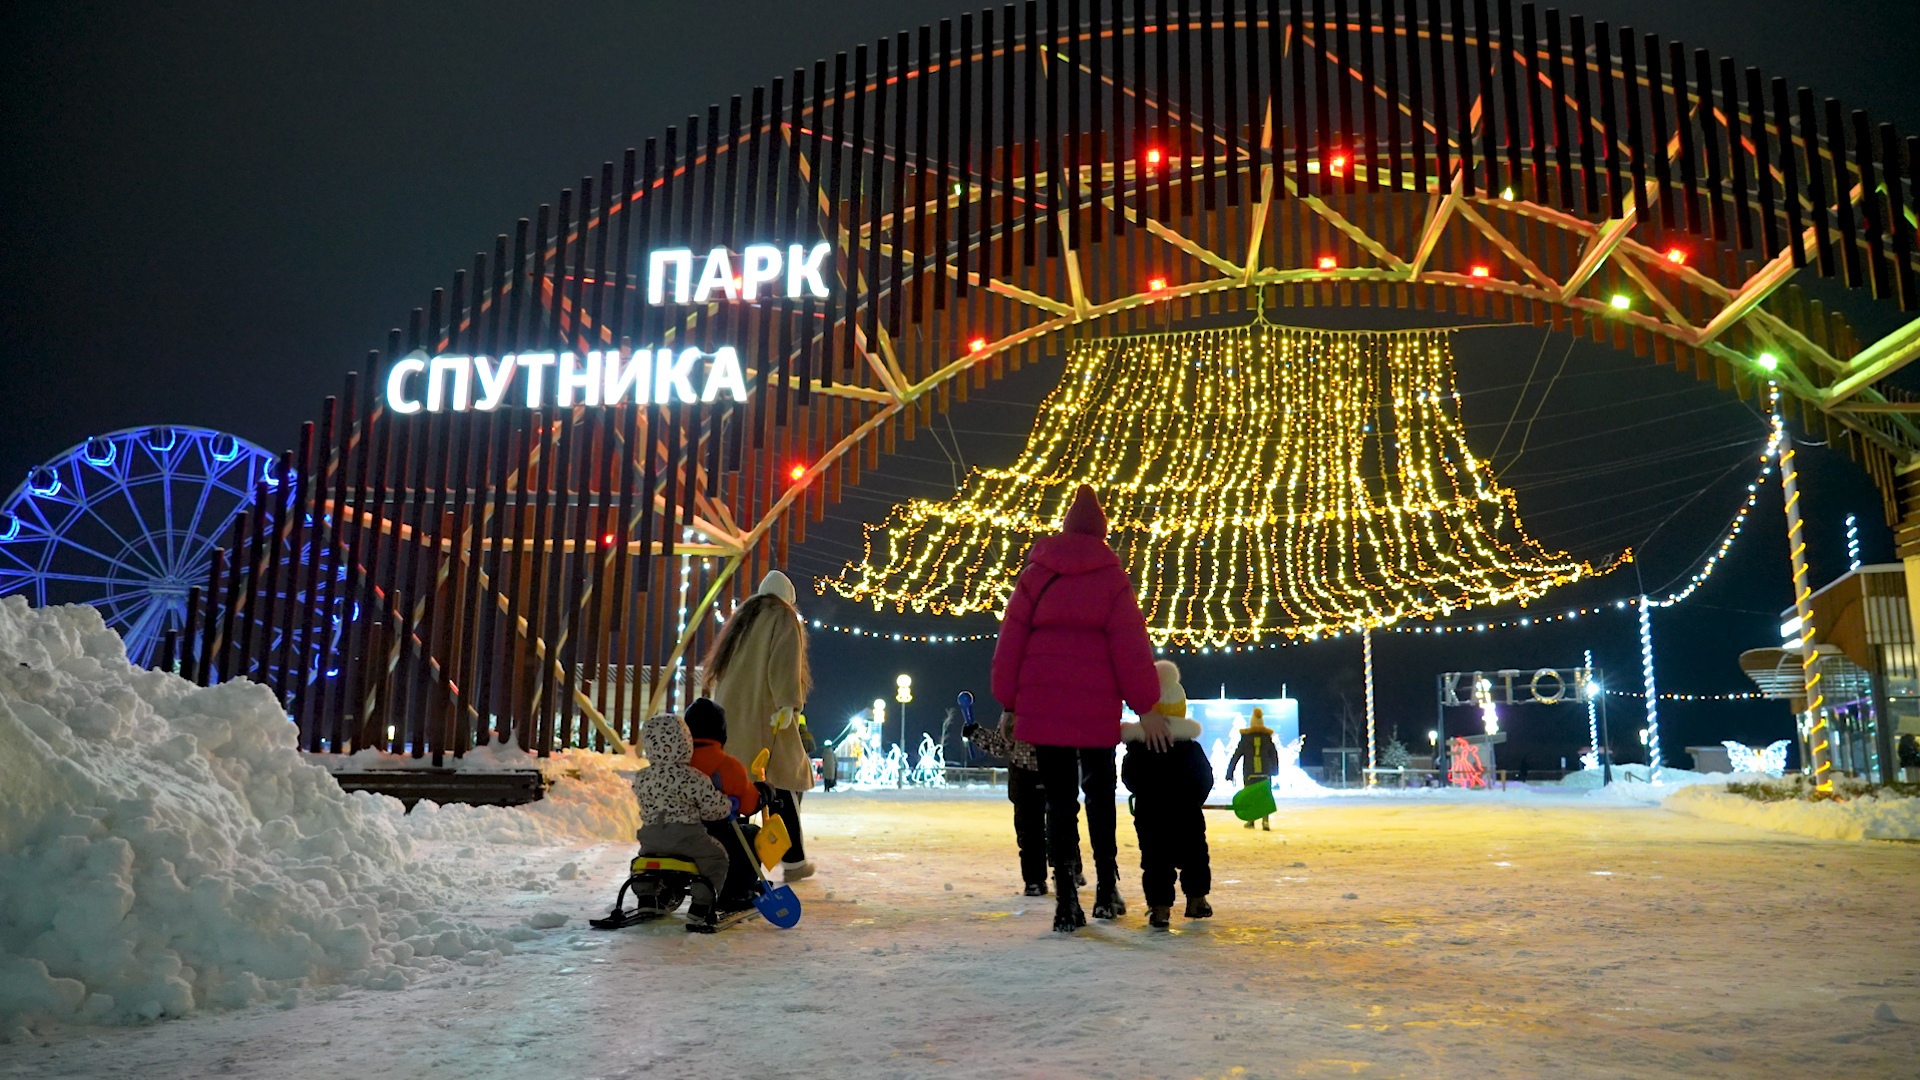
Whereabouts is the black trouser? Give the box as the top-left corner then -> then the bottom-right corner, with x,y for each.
1133,801 -> 1211,907
769,788 -> 806,862
1034,745 -> 1119,889
1007,765 -> 1049,886
704,818 -> 759,907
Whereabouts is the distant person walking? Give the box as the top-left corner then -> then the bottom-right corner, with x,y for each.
1227,708 -> 1279,830
702,570 -> 816,881
991,485 -> 1167,932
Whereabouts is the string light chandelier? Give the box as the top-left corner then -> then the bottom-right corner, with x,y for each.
826,323 -> 1621,647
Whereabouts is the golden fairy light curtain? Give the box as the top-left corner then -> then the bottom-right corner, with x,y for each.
826,324 -> 1619,647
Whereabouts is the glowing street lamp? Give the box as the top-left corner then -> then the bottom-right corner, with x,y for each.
893,675 -> 914,787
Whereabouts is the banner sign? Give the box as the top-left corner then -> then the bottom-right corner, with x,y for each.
1439,667 -> 1595,707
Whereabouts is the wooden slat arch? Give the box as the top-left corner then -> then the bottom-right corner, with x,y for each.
182,1 -> 1920,758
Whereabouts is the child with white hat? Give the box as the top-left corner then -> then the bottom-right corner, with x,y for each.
1119,660 -> 1216,928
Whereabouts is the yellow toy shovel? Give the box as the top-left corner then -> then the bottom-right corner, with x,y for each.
755,810 -> 792,868
746,747 -> 792,867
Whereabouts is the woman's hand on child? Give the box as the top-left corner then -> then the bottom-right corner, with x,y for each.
1139,710 -> 1174,752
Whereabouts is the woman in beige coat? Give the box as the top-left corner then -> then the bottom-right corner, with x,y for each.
702,570 -> 816,880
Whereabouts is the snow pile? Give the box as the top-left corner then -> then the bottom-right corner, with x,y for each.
1664,783 -> 1920,841
0,599 -> 547,1033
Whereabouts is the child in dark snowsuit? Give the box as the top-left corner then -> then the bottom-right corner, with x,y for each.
1120,661 -> 1214,928
683,698 -> 771,912
963,712 -> 1082,896
1227,707 -> 1279,830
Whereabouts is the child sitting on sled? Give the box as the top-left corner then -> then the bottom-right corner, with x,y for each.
683,697 -> 773,911
1120,660 -> 1215,929
632,711 -> 735,932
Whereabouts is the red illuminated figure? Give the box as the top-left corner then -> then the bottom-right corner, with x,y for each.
1316,255 -> 1338,271
1447,737 -> 1487,789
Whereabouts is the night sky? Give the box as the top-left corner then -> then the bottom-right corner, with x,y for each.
4,1 -> 1917,770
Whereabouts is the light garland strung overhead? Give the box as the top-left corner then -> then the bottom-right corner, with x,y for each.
810,415 -> 1772,654
826,324 -> 1618,646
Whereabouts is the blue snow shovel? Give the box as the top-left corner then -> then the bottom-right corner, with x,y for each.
731,817 -> 802,928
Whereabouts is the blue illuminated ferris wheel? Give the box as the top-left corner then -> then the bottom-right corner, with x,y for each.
0,426 -> 278,666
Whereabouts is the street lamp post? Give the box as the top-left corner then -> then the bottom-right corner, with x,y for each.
894,675 -> 914,787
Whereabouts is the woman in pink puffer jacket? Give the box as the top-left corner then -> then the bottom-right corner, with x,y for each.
991,485 -> 1166,932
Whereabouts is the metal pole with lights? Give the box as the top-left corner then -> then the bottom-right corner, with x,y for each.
1774,382 -> 1837,792
1637,596 -> 1665,783
1363,629 -> 1377,786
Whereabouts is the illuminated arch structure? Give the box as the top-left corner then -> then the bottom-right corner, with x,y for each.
178,2 -> 1919,760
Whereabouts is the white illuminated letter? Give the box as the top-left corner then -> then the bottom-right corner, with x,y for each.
426,354 -> 472,412
517,351 -> 557,406
603,349 -> 654,405
647,248 -> 694,304
473,354 -> 517,410
556,351 -> 603,406
655,348 -> 700,404
740,244 -> 783,299
700,346 -> 747,402
385,351 -> 428,414
693,247 -> 739,302
786,242 -> 831,298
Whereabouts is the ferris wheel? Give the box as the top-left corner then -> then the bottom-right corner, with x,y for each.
0,426 -> 278,666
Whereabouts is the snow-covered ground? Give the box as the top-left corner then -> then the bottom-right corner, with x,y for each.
6,598 -> 1919,1077
8,789 -> 1917,1078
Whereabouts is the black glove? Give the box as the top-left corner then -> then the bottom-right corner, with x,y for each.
754,781 -> 776,808
963,722 -> 979,737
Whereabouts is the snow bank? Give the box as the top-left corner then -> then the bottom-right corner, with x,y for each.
0,599 -> 634,1034
401,751 -> 639,846
1663,784 -> 1920,841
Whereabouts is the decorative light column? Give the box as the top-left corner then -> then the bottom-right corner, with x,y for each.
1583,648 -> 1600,768
1363,628 -> 1377,786
1637,596 -> 1664,782
1778,398 -> 1836,791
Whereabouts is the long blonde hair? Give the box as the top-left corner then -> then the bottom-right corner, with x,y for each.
700,593 -> 812,694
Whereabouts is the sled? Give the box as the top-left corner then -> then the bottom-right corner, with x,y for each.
1230,777 -> 1276,821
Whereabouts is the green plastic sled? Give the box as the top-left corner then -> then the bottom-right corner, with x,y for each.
1230,778 -> 1276,821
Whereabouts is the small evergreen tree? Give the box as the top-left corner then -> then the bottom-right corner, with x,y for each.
1380,728 -> 1412,770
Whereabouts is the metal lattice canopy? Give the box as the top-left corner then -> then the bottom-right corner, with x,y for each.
829,323 -> 1613,644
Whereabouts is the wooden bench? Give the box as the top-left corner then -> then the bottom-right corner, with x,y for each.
329,769 -> 547,810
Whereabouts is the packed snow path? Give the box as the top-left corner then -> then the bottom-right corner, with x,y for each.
17,792 -> 1919,1078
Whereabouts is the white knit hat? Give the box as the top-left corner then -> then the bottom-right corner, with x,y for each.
757,570 -> 797,605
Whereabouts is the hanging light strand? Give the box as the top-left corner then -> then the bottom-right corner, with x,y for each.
826,325 -> 1616,646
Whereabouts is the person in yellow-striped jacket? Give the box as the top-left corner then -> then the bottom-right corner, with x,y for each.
1226,708 -> 1278,831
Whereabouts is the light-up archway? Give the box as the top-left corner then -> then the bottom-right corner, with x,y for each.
182,2 -> 1918,761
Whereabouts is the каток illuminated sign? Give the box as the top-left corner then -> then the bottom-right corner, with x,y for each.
384,242 -> 832,414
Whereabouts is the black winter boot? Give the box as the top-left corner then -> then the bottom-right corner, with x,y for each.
1051,873 -> 1086,932
1024,881 -> 1049,897
1148,905 -> 1172,929
1183,895 -> 1213,919
1092,878 -> 1126,920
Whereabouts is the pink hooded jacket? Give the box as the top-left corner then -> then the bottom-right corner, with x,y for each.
991,486 -> 1161,748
